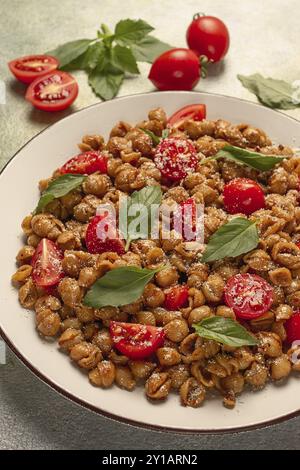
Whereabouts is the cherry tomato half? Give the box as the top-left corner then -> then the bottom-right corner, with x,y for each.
148,48 -> 200,91
285,312 -> 300,345
8,54 -> 59,84
85,214 -> 125,255
186,14 -> 230,62
25,70 -> 78,112
110,321 -> 165,360
168,104 -> 206,129
223,178 -> 266,215
164,285 -> 189,311
60,151 -> 108,175
224,273 -> 274,320
154,137 -> 198,182
31,238 -> 64,287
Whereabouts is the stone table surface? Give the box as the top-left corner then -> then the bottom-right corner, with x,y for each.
1,0 -> 300,450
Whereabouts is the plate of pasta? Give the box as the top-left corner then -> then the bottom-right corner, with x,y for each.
1,91 -> 300,432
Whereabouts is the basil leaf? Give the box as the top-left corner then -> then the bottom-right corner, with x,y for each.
88,65 -> 124,101
194,317 -> 258,347
84,266 -> 161,308
238,73 -> 299,110
131,35 -> 173,63
114,19 -> 153,45
161,129 -> 170,139
112,45 -> 140,74
208,144 -> 285,171
47,39 -> 93,68
124,185 -> 162,249
63,42 -> 106,71
139,128 -> 160,146
35,174 -> 86,214
202,217 -> 259,263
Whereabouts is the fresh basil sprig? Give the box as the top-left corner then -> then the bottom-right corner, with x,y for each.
35,174 -> 86,214
193,317 -> 258,347
139,127 -> 169,146
121,185 -> 162,250
203,144 -> 285,171
238,73 -> 300,110
47,19 -> 173,101
201,217 -> 259,263
83,266 -> 162,308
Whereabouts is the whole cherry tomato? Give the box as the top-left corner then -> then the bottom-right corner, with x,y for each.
223,178 -> 265,215
148,48 -> 200,91
186,13 -> 230,62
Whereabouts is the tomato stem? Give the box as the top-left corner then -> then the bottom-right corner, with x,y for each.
193,12 -> 205,20
199,55 -> 209,78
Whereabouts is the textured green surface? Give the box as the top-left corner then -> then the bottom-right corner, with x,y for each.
1,0 -> 300,450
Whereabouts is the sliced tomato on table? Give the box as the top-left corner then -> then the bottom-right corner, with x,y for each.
224,273 -> 274,320
8,54 -> 59,84
223,178 -> 265,216
85,214 -> 125,255
31,238 -> 64,287
60,151 -> 108,175
154,137 -> 198,182
168,104 -> 206,129
25,70 -> 78,111
110,321 -> 165,359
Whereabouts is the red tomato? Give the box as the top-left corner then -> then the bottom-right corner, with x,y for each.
186,14 -> 230,62
173,198 -> 198,241
168,104 -> 206,129
154,137 -> 198,182
60,151 -> 108,175
285,312 -> 300,345
223,178 -> 265,215
164,285 -> 189,311
148,48 -> 200,91
224,273 -> 274,320
85,214 -> 125,255
25,70 -> 78,112
31,239 -> 64,287
110,321 -> 165,359
8,55 -> 59,84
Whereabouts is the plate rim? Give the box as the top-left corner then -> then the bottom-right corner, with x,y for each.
1,90 -> 300,434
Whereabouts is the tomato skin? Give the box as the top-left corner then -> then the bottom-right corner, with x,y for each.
60,151 -> 108,175
168,104 -> 206,129
110,321 -> 165,360
25,70 -> 78,112
224,273 -> 274,320
173,198 -> 198,241
31,239 -> 64,287
186,15 -> 230,62
164,285 -> 189,310
223,178 -> 265,216
148,48 -> 200,91
8,55 -> 59,84
154,137 -> 198,182
85,214 -> 125,255
285,312 -> 300,345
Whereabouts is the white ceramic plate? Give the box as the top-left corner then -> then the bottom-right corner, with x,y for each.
1,91 -> 300,433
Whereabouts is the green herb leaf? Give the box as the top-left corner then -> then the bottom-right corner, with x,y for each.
47,39 -> 93,68
193,317 -> 258,347
202,217 -> 259,263
88,65 -> 124,100
124,185 -> 162,249
114,19 -> 153,45
238,73 -> 300,110
112,45 -> 140,74
35,174 -> 86,214
206,144 -> 285,171
131,35 -> 173,63
63,42 -> 106,71
161,129 -> 170,139
139,128 -> 161,146
84,266 -> 161,308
